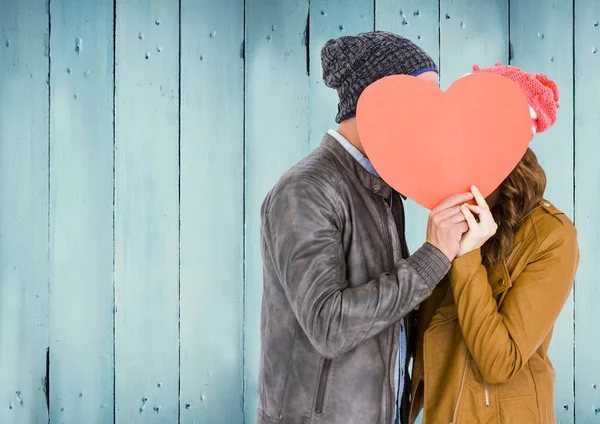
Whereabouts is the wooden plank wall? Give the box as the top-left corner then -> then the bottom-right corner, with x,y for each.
114,0 -> 180,422
574,1 -> 600,423
510,2 -> 575,420
180,0 -> 245,423
49,0 -> 114,423
0,1 -> 50,423
244,1 -> 311,422
0,1 -> 598,423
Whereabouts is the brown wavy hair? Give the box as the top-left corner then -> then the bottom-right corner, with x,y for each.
481,148 -> 547,268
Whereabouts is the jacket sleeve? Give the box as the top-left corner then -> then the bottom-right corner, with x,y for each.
448,222 -> 579,384
262,179 -> 450,359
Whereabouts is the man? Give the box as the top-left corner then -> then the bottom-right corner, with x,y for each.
257,31 -> 471,424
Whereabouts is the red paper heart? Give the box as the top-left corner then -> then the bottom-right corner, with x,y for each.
356,73 -> 533,210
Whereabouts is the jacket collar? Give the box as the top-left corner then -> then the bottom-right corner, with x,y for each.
321,133 -> 397,200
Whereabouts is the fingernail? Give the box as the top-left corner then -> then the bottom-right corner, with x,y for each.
472,185 -> 479,191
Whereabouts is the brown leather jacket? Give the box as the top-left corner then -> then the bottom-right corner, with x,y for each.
409,201 -> 579,424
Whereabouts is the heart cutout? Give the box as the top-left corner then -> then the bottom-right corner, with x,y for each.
356,73 -> 533,210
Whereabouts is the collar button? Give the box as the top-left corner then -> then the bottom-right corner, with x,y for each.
373,184 -> 380,191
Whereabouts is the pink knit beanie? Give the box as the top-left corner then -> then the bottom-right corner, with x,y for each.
471,63 -> 560,135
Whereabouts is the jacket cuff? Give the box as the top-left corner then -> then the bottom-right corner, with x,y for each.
407,242 -> 451,289
450,249 -> 483,275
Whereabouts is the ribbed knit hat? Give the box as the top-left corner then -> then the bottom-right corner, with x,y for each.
470,63 -> 560,134
321,31 -> 438,123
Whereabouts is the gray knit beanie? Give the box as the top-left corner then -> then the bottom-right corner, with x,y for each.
321,31 -> 438,123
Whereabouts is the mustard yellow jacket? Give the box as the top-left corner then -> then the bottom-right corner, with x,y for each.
409,200 -> 579,424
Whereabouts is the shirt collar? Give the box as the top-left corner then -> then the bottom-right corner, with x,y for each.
325,130 -> 407,201
327,129 -> 380,178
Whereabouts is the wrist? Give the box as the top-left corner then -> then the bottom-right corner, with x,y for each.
449,249 -> 484,294
408,243 -> 452,288
426,239 -> 452,261
451,248 -> 482,271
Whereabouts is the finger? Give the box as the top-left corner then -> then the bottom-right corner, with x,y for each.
432,192 -> 474,214
471,185 -> 489,209
443,210 -> 467,224
457,221 -> 469,234
434,205 -> 462,221
465,204 -> 485,215
465,203 -> 495,227
460,204 -> 479,229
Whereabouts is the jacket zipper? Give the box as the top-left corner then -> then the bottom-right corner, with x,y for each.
484,381 -> 490,407
450,354 -> 470,424
387,324 -> 396,424
381,197 -> 399,423
505,242 -> 523,266
315,359 -> 332,414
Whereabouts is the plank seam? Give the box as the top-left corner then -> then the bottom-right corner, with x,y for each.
242,0 -> 248,420
304,5 -> 310,77
571,0 -> 576,420
507,0 -> 511,64
112,0 -> 117,421
46,0 -> 52,418
373,0 -> 376,31
177,0 -> 183,421
437,0 -> 441,81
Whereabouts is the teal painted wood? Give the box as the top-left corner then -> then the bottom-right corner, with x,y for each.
376,0 -> 440,63
375,0 -> 440,266
179,0 -> 244,422
114,0 -> 180,422
510,2 -> 575,421
574,2 -> 600,422
48,1 -> 115,422
440,0 -> 508,89
0,1 -> 50,423
244,0 -> 311,422
309,0 -> 374,149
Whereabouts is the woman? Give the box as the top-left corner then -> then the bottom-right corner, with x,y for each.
408,64 -> 579,424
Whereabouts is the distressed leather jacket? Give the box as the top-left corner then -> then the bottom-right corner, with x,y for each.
257,134 -> 451,424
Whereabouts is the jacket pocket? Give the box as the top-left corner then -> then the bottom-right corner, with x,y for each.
257,407 -> 284,424
528,354 -> 556,423
496,364 -> 537,399
315,358 -> 332,414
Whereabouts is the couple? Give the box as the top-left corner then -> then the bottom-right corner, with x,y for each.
257,31 -> 579,424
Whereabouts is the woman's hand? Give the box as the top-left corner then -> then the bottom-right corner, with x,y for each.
456,185 -> 498,257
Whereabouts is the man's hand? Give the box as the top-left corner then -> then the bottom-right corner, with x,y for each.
426,192 -> 473,261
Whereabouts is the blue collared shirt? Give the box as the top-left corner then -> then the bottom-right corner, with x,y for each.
327,129 -> 407,424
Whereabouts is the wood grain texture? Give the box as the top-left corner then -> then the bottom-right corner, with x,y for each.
574,1 -> 600,422
375,0 -> 440,259
179,0 -> 244,422
244,0 -> 310,422
440,0 -> 508,88
0,1 -> 50,423
376,0 -> 439,61
0,2 -> 597,423
48,1 -> 115,422
309,0 -> 374,149
510,1 -> 575,421
114,0 -> 180,422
